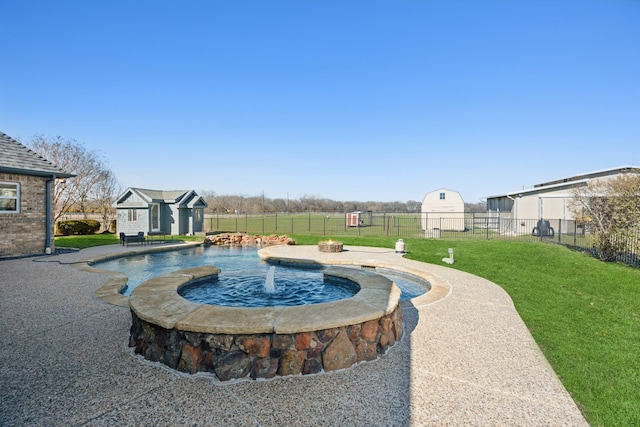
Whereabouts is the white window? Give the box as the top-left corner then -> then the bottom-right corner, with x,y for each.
151,203 -> 160,231
128,209 -> 137,221
0,182 -> 19,213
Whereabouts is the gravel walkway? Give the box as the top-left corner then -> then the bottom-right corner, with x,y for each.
0,244 -> 588,426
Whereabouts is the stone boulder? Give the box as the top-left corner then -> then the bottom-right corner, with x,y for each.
203,233 -> 296,247
322,328 -> 357,371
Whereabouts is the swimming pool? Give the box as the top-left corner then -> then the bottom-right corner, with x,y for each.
95,245 -> 428,301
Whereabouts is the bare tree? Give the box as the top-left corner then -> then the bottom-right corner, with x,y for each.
569,173 -> 640,261
205,194 -> 249,214
91,169 -> 121,232
24,135 -> 113,223
406,200 -> 422,212
610,173 -> 640,231
465,202 -> 487,213
199,190 -> 217,214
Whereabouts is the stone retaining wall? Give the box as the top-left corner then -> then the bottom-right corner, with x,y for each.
204,233 -> 295,246
129,305 -> 402,380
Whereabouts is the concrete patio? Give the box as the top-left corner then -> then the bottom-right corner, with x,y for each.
0,243 -> 588,426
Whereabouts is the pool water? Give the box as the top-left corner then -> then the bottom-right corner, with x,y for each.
95,245 -> 428,301
179,272 -> 359,307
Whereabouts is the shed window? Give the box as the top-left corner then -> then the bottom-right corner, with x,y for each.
439,192 -> 446,200
0,182 -> 19,213
128,209 -> 137,221
194,208 -> 203,222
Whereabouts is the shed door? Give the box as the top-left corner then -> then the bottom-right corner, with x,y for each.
151,203 -> 160,231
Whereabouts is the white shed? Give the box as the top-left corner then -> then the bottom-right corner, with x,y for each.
421,188 -> 465,234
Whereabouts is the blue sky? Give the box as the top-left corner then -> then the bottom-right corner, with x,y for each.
2,0 -> 639,204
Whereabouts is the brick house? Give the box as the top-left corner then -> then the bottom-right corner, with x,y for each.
0,131 -> 75,257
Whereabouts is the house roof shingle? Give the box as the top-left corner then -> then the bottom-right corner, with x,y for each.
115,188 -> 208,208
134,188 -> 191,203
0,131 -> 75,178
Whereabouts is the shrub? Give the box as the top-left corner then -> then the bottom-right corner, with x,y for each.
57,219 -> 101,236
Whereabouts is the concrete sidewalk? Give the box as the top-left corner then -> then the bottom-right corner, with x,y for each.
0,244 -> 588,426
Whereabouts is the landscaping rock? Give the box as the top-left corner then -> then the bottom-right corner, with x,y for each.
251,357 -> 279,379
278,350 -> 306,376
203,233 -> 295,247
178,343 -> 202,374
322,328 -> 357,371
215,351 -> 252,381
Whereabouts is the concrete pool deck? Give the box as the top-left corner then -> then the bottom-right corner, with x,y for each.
0,243 -> 588,426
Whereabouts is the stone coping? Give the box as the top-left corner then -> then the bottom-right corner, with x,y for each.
128,265 -> 401,335
258,245 -> 451,308
75,242 -> 202,307
90,243 -> 451,308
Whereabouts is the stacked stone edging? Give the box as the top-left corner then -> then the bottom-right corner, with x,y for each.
129,305 -> 402,380
126,258 -> 403,381
204,233 -> 295,246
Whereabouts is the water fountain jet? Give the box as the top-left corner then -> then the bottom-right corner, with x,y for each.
264,265 -> 276,294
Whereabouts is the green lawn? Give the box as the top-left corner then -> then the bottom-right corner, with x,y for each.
56,233 -> 640,426
293,235 -> 640,427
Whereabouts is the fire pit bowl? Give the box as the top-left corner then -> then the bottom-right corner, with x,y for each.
318,240 -> 343,253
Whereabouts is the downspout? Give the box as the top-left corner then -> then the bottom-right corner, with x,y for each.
45,174 -> 56,254
506,195 -> 517,233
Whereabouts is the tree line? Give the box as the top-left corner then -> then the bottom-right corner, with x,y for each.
199,190 -> 424,214
199,191 -> 488,214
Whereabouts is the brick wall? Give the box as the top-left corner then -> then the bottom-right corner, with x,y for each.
0,172 -> 52,257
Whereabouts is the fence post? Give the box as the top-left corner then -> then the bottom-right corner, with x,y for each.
558,218 -> 562,243
486,216 -> 489,240
470,212 -> 474,234
308,213 -> 311,232
540,219 -> 543,242
262,215 -> 265,235
275,213 -> 278,232
291,217 -> 294,235
235,216 -> 238,232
